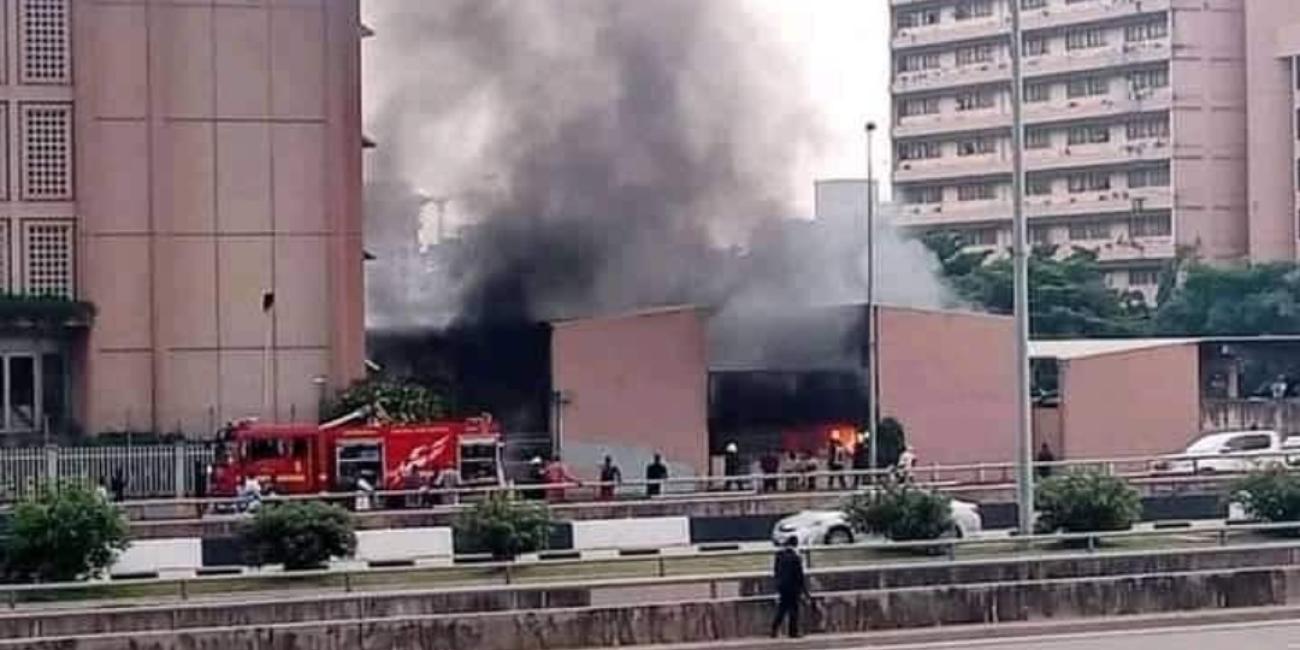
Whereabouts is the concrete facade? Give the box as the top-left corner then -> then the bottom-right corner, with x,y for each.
54,0 -> 365,437
889,0 -> 1300,297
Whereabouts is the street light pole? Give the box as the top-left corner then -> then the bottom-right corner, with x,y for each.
1009,0 -> 1035,535
865,121 -> 880,474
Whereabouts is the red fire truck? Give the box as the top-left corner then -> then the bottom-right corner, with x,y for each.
208,413 -> 505,497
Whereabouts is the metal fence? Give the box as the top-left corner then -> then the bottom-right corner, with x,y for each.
0,443 -> 214,503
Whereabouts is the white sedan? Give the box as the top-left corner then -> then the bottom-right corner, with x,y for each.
771,499 -> 982,547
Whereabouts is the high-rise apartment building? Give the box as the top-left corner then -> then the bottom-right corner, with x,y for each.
890,0 -> 1259,298
0,0 -> 365,440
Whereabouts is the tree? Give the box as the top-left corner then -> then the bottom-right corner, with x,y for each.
1232,468 -> 1300,529
241,501 -> 357,570
922,234 -> 1148,338
323,378 -> 448,423
457,493 -> 552,559
1035,471 -> 1140,535
843,483 -> 953,541
1153,263 -> 1300,336
4,483 -> 130,582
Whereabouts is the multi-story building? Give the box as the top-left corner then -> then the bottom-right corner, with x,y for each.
0,0 -> 365,441
890,0 -> 1253,298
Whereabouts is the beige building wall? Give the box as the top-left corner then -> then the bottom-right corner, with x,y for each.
1244,0 -> 1300,261
72,0 -> 364,436
1057,343 -> 1200,459
551,307 -> 710,479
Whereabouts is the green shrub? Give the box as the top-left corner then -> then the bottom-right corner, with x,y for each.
844,484 -> 953,541
241,501 -> 356,570
1035,471 -> 1140,534
4,482 -> 129,583
1232,468 -> 1300,525
457,494 -> 552,559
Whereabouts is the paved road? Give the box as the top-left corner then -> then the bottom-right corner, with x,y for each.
860,620 -> 1300,649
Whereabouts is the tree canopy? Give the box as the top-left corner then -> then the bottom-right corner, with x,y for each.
1152,263 -> 1300,336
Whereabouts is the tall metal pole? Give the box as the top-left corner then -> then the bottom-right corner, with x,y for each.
865,121 -> 880,474
1009,0 -> 1035,535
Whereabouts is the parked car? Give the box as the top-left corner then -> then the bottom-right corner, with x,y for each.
771,499 -> 982,547
1151,430 -> 1300,474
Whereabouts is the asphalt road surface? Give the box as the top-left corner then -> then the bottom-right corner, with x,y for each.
859,620 -> 1300,650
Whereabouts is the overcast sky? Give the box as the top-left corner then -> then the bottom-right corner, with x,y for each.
361,1 -> 893,215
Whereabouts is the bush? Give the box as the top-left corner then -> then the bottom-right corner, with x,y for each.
1035,471 -> 1140,534
3,482 -> 129,583
241,501 -> 356,570
323,378 -> 447,423
844,484 -> 953,541
1232,468 -> 1300,525
457,494 -> 552,559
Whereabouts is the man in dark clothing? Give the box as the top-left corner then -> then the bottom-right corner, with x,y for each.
771,537 -> 807,638
759,452 -> 780,493
598,455 -> 622,500
723,442 -> 743,491
645,453 -> 668,497
109,468 -> 128,502
1036,442 -> 1056,479
852,435 -> 870,487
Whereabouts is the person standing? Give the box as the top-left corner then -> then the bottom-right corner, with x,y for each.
645,453 -> 668,497
852,433 -> 871,487
894,445 -> 917,484
759,452 -> 780,493
543,455 -> 580,502
827,437 -> 848,490
771,537 -> 808,639
723,442 -> 743,491
1035,442 -> 1056,479
598,455 -> 622,500
109,468 -> 128,502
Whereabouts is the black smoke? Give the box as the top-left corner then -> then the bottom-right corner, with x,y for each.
364,0 -> 825,328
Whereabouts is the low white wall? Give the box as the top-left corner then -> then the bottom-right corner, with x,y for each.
111,538 -> 202,575
571,516 -> 690,550
355,527 -> 453,562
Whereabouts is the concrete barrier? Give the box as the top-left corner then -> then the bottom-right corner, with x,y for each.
109,538 -> 202,578
5,567 -> 1298,649
570,516 -> 689,551
354,527 -> 453,563
6,542 -> 1300,640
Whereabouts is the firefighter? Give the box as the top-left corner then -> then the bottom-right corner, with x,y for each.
723,442 -> 743,491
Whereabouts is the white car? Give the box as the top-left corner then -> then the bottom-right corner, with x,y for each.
771,499 -> 982,547
1151,430 -> 1300,474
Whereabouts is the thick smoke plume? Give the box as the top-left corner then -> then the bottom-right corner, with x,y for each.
364,1 -> 950,346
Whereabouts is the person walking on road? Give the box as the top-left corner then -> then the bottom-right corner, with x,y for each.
646,453 -> 668,497
771,537 -> 808,638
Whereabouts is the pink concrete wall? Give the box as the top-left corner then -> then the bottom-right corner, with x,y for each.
877,307 -> 1017,466
1172,0 -> 1249,262
551,308 -> 710,478
1244,0 -> 1300,261
74,1 -> 364,435
1058,343 -> 1200,459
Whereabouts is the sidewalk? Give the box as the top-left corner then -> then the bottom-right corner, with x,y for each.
576,604 -> 1300,649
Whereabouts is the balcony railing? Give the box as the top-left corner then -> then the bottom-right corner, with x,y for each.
893,60 -> 1012,94
1021,0 -> 1172,32
892,16 -> 1010,50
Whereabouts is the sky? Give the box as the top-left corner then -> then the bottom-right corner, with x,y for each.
360,0 -> 894,220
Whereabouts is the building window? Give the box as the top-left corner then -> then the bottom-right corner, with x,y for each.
1066,27 -> 1107,50
1067,171 -> 1111,193
20,103 -> 72,201
1026,176 -> 1052,196
1127,116 -> 1170,140
1128,166 -> 1170,188
899,97 -> 940,117
1130,214 -> 1172,238
1128,68 -> 1169,91
1024,81 -> 1051,103
1067,76 -> 1110,98
962,227 -> 999,246
956,44 -> 995,66
898,141 -> 941,161
1125,19 -> 1168,43
957,183 -> 997,201
1030,225 -> 1051,244
1068,221 -> 1111,241
903,186 -> 943,204
19,0 -> 70,85
1022,0 -> 1048,8
957,137 -> 996,157
954,0 -> 994,20
22,220 -> 73,297
1024,35 -> 1050,57
0,221 -> 11,293
897,8 -> 940,29
955,89 -> 996,111
1025,128 -> 1051,149
1128,269 -> 1161,286
898,52 -> 941,72
1067,124 -> 1110,145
